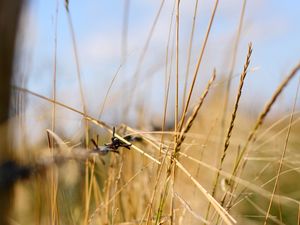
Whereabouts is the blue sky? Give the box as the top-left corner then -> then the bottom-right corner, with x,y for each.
19,0 -> 300,129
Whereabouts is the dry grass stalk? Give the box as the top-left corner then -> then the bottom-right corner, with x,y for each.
176,151 -> 300,206
176,70 -> 216,152
64,4 -> 91,224
231,61 -> 300,177
221,42 -> 252,163
159,4 -> 175,156
170,0 -> 181,222
221,0 -> 247,134
223,61 -> 300,207
245,197 -> 285,225
124,0 -> 166,115
165,69 -> 215,224
182,0 -> 200,110
264,76 -> 300,225
178,0 -> 219,133
251,113 -> 300,152
143,5 -> 177,222
206,43 -> 252,222
88,162 -> 154,224
65,2 -> 87,115
127,134 -> 236,225
175,159 -> 237,225
137,129 -> 299,221
174,192 -> 210,224
156,37 -> 218,223
175,0 -> 180,131
50,1 -> 59,223
153,70 -> 215,223
98,64 -> 123,119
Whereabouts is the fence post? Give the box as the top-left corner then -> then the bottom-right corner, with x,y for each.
0,1 -> 25,224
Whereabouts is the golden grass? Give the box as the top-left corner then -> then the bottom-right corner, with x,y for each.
176,69 -> 216,153
4,1 -> 300,225
264,77 -> 300,224
12,60 -> 300,225
221,43 -> 252,164
178,0 -> 219,134
206,43 -> 252,223
227,62 -> 300,199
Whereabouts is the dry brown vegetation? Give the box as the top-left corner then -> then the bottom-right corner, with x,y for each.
1,1 -> 300,225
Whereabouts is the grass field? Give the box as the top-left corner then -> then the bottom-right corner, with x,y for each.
2,1 -> 300,225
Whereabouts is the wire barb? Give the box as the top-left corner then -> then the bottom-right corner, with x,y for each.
91,127 -> 132,155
